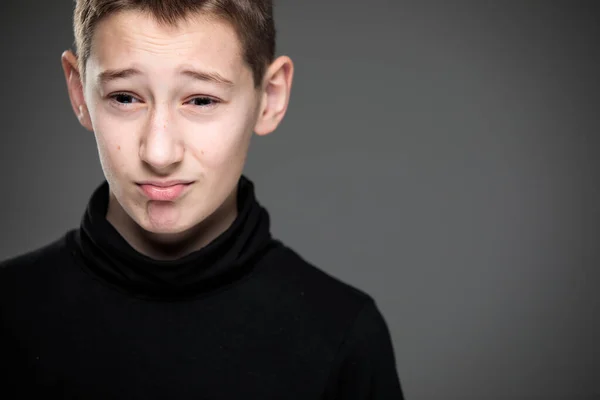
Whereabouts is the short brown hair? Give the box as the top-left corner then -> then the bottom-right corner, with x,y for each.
73,0 -> 276,87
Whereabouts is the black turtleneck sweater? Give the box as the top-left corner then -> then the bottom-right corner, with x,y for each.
0,176 -> 404,399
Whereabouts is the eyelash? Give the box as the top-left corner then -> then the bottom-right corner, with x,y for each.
108,93 -> 220,109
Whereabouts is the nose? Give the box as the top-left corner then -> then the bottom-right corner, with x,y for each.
139,108 -> 183,173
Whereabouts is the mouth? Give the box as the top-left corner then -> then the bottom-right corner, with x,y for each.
136,181 -> 194,201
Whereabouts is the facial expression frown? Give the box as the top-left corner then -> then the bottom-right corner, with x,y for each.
62,10 -> 293,244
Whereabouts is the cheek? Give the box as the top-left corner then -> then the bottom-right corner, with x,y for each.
90,116 -> 134,178
194,134 -> 250,169
188,106 -> 255,169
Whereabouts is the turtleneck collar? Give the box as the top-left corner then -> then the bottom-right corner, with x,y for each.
71,175 -> 275,301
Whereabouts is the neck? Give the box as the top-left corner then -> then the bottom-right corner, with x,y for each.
105,187 -> 239,261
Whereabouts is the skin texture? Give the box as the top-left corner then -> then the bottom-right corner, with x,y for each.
61,10 -> 294,260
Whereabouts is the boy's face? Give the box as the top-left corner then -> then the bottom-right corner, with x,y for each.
62,10 -> 292,236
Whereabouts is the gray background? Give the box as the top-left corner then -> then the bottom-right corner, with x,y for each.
1,1 -> 598,399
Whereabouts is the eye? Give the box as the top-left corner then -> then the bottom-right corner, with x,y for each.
186,97 -> 219,108
109,93 -> 140,105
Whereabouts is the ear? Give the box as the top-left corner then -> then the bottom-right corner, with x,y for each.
254,55 -> 294,136
61,50 -> 93,131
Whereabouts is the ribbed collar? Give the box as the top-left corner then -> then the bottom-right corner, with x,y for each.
71,175 -> 274,301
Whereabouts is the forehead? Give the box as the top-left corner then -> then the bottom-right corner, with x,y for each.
87,10 -> 247,82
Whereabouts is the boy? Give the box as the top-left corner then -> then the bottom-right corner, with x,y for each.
0,1 -> 404,398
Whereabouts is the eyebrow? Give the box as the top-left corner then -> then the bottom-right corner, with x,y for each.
97,68 -> 140,85
181,69 -> 234,87
97,67 -> 235,87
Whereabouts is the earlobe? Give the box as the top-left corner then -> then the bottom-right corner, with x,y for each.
254,56 -> 294,136
61,50 -> 93,131
77,105 -> 86,123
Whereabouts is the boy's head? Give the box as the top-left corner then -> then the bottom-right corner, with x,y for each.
61,0 -> 293,246
73,0 -> 277,87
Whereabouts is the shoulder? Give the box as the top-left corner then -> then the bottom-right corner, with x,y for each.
257,242 -> 403,395
0,231 -> 72,269
262,241 -> 374,309
0,230 -> 75,287
255,241 -> 380,341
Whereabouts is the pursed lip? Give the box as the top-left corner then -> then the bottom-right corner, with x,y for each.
136,180 -> 194,201
136,180 -> 194,188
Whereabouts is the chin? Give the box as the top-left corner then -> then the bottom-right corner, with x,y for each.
135,205 -> 193,236
144,216 -> 194,234
144,224 -> 187,235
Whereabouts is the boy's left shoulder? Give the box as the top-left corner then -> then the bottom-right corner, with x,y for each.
257,241 -> 378,321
